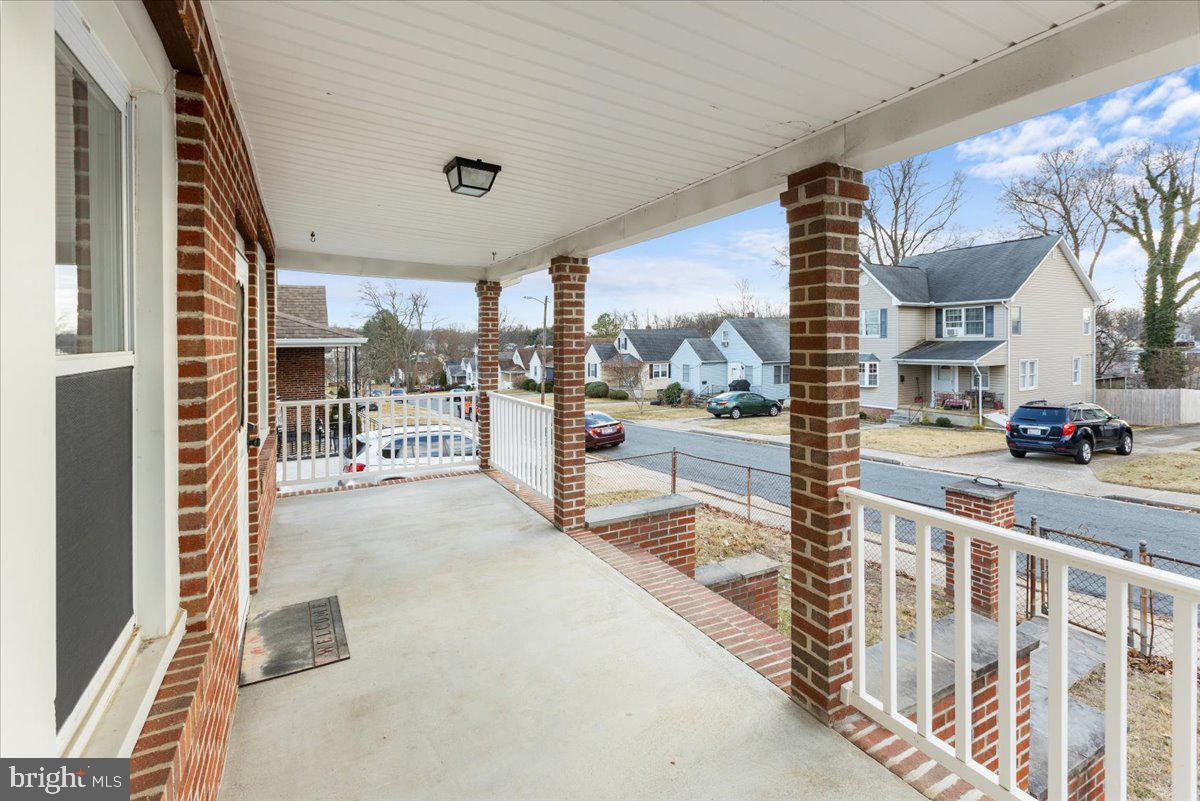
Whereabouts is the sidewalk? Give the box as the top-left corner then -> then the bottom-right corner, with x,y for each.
630,416 -> 1200,513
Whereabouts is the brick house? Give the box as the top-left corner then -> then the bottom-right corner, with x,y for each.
2,3 -> 1196,801
276,285 -> 366,403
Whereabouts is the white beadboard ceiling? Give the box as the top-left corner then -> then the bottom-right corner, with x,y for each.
204,0 -> 1187,281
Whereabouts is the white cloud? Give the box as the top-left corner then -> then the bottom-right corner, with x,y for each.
964,154 -> 1042,180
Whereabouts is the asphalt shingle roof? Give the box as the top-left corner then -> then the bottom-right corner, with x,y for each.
859,353 -> 879,363
590,342 -> 617,361
681,337 -> 724,362
894,339 -> 1005,363
623,328 -> 701,361
726,317 -> 789,363
276,311 -> 364,343
863,234 -> 1062,304
278,285 -> 329,325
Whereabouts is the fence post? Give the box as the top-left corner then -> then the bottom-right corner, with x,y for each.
1030,515 -> 1049,616
671,448 -> 677,495
745,465 -> 752,522
1137,540 -> 1150,656
1122,546 -> 1137,650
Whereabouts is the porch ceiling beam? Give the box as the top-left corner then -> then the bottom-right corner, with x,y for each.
275,248 -> 485,283
485,0 -> 1199,283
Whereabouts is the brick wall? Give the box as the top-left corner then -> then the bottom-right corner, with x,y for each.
277,347 -> 325,402
134,1 -> 276,798
943,482 -> 1017,619
701,569 -> 779,626
587,506 -> 697,577
780,162 -> 866,722
550,256 -> 588,532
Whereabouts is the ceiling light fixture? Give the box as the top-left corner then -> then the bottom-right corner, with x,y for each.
443,156 -> 501,197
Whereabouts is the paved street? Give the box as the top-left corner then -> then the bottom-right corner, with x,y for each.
607,422 -> 1199,563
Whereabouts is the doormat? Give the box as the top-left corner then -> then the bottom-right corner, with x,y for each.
239,596 -> 350,686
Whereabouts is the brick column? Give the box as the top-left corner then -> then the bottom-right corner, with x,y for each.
943,479 -> 1017,619
475,280 -> 501,470
780,162 -> 867,723
549,256 -> 589,532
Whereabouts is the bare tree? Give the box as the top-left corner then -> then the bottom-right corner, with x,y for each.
1111,142 -> 1200,386
359,281 -> 440,391
1000,147 -> 1118,277
1094,303 -> 1140,378
860,156 -> 973,265
716,278 -> 785,318
605,355 -> 646,411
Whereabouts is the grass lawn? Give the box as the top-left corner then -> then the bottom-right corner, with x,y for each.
701,415 -> 788,435
588,399 -> 709,421
862,426 -> 1006,457
1095,452 -> 1200,495
1070,657 -> 1193,801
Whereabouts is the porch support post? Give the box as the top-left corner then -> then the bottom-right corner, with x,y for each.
549,255 -> 589,532
780,162 -> 867,723
475,280 -> 502,470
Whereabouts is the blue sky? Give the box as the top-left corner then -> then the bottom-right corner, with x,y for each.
284,65 -> 1200,330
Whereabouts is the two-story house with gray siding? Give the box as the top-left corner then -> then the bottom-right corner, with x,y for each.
858,234 -> 1101,424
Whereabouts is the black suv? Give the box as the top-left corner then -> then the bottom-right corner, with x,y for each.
1005,402 -> 1133,465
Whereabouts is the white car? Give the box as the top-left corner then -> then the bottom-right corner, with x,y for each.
341,426 -> 476,475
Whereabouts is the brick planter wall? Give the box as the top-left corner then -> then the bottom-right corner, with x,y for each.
583,495 -> 699,577
696,554 -> 782,626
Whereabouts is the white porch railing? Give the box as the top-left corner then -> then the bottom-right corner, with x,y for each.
489,391 -> 553,499
276,391 -> 478,488
840,486 -> 1199,801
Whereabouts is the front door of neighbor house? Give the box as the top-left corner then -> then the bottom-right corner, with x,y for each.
235,238 -> 251,636
728,362 -> 744,383
932,365 -> 957,396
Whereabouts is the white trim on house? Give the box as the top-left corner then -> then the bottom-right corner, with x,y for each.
1019,359 -> 1039,391
278,337 -> 367,348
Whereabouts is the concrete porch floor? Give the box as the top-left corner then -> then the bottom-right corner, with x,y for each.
219,475 -> 922,800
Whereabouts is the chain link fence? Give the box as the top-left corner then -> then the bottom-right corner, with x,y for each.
586,448 -> 1196,657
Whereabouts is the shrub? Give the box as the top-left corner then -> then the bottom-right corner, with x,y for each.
970,422 -> 986,431
522,378 -> 538,392
680,389 -> 694,407
585,381 -> 609,398
608,389 -> 629,400
935,416 -> 953,428
542,380 -> 553,393
662,381 -> 683,406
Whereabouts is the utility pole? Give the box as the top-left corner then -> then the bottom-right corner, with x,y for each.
525,295 -> 550,405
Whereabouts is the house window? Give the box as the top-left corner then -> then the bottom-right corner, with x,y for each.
1011,306 -> 1023,335
1019,359 -> 1038,390
861,309 -> 881,338
773,364 -> 790,384
587,362 -> 598,379
859,362 -> 879,387
943,306 -> 985,338
650,363 -> 669,379
618,337 -> 628,351
1082,308 -> 1092,335
971,369 -> 990,390
720,329 -> 729,347
1072,356 -> 1082,385
681,364 -> 691,382
55,38 -> 131,358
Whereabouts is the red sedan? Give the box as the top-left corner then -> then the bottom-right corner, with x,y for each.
584,411 -> 624,449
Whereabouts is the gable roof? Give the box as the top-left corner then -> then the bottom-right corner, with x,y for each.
680,337 -> 724,362
726,317 -> 789,363
861,234 -> 1096,304
894,339 -> 1005,363
276,311 -> 366,345
622,327 -> 701,361
515,346 -> 536,366
589,342 -> 617,361
278,285 -> 329,325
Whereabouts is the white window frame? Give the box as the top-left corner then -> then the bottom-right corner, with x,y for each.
861,308 -> 881,338
650,362 -> 669,380
1010,305 -> 1022,336
859,362 -> 879,388
1019,359 -> 1039,391
942,305 -> 986,339
1072,356 -> 1082,385
773,364 -> 790,384
681,364 -> 691,383
54,13 -> 135,376
1082,307 -> 1093,335
586,362 -> 598,379
720,329 -> 730,347
971,369 -> 990,390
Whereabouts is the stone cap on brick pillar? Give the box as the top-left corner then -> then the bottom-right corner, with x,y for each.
585,494 -> 697,528
943,477 -> 1018,504
695,553 -> 780,588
